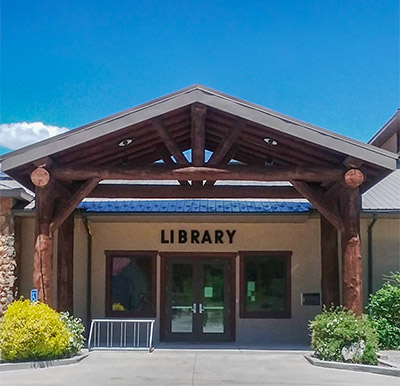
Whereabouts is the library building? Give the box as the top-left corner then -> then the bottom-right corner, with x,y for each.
0,86 -> 399,346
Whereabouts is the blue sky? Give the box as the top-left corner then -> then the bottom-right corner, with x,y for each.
1,1 -> 399,155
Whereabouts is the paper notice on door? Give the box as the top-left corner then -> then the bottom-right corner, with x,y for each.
204,287 -> 213,298
247,281 -> 255,291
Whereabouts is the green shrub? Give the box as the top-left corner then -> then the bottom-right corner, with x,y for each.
0,300 -> 70,362
60,311 -> 85,356
309,306 -> 378,365
367,272 -> 400,350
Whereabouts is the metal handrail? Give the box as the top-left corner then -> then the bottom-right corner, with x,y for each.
88,318 -> 155,353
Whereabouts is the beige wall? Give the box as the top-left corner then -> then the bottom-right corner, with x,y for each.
16,213 -> 400,346
88,218 -> 321,345
370,218 -> 400,291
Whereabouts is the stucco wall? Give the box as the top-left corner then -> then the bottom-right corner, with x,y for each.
16,213 -> 400,346
370,218 -> 400,291
88,218 -> 322,345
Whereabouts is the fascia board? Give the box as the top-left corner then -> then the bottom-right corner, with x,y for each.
1,85 -> 398,172
195,88 -> 398,170
0,88 -> 200,171
0,189 -> 33,202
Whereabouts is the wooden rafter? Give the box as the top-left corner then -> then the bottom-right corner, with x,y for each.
151,118 -> 188,165
205,119 -> 244,186
290,180 -> 345,232
50,178 -> 101,233
52,164 -> 345,183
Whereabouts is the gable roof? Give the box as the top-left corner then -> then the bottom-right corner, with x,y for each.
0,173 -> 34,202
369,109 -> 400,148
0,85 -> 398,174
362,169 -> 400,211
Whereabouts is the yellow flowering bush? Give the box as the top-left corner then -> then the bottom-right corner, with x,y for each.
0,300 -> 70,362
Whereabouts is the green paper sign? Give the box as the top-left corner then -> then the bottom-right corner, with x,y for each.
204,287 -> 213,298
247,281 -> 255,291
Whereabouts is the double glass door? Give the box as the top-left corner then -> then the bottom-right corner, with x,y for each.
163,257 -> 232,342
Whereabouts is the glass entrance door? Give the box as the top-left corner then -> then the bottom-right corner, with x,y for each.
163,257 -> 233,342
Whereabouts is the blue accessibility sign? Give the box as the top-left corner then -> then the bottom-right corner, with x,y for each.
30,289 -> 38,303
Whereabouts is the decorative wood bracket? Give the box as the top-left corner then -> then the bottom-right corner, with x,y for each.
157,145 -> 190,186
50,178 -> 101,233
152,118 -> 188,165
290,180 -> 345,233
208,119 -> 245,166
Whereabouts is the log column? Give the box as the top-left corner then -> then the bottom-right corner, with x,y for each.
57,213 -> 74,312
340,169 -> 364,315
320,215 -> 340,307
32,167 -> 55,305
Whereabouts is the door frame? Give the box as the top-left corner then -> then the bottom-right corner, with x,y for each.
160,252 -> 237,342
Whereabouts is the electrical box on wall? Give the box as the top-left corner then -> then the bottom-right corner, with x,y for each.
301,293 -> 321,306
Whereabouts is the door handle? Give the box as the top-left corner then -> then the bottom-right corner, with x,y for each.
199,303 -> 204,314
192,303 -> 197,313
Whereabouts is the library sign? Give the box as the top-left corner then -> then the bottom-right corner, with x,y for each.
161,229 -> 237,245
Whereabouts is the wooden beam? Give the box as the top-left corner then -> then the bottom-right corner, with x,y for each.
291,180 -> 345,232
33,157 -> 53,168
57,213 -> 74,313
320,215 -> 340,307
343,156 -> 364,168
157,145 -> 190,186
191,104 -> 206,187
208,119 -> 245,166
53,165 -> 345,183
34,183 -> 55,304
191,104 -> 206,166
89,184 -> 303,199
340,186 -> 363,316
50,178 -> 100,233
344,168 -> 365,188
151,118 -> 189,165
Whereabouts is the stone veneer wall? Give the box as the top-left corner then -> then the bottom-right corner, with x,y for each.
0,198 -> 16,318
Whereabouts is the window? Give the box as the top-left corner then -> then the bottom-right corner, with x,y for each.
106,251 -> 156,317
240,252 -> 291,318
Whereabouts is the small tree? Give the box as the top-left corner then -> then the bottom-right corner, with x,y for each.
367,272 -> 400,350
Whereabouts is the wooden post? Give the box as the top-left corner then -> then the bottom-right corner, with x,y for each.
340,185 -> 363,316
57,213 -> 74,312
32,168 -> 55,305
320,215 -> 340,307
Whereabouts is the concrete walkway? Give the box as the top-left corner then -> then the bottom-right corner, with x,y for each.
1,349 -> 399,386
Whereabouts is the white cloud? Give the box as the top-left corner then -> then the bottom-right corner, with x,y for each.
0,122 -> 69,150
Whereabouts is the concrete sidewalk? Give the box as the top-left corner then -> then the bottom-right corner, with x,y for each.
1,349 -> 399,386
